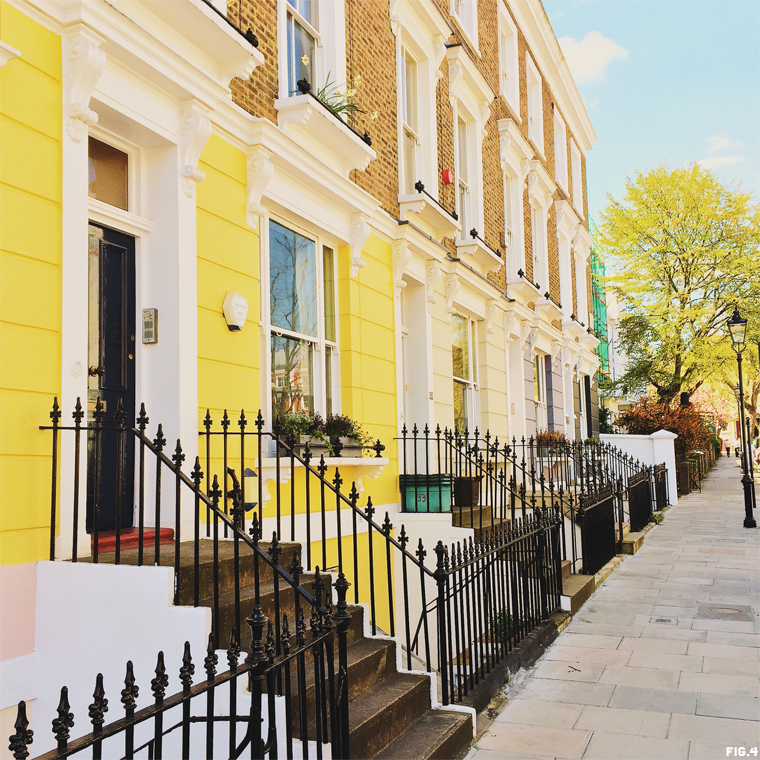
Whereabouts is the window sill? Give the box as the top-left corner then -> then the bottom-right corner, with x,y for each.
455,236 -> 502,274
579,332 -> 600,352
136,0 -> 264,78
275,94 -> 377,176
535,295 -> 563,323
398,188 -> 460,241
561,317 -> 586,340
506,276 -> 540,303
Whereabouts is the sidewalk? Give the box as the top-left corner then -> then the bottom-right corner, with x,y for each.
465,456 -> 760,760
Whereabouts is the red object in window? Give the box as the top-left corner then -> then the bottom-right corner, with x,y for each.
442,169 -> 454,185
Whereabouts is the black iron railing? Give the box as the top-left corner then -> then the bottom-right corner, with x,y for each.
654,463 -> 668,511
422,510 -> 562,705
43,402 -> 559,720
8,580 -> 350,760
628,470 -> 653,533
577,485 -> 616,575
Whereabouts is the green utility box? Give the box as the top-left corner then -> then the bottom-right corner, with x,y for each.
399,474 -> 453,513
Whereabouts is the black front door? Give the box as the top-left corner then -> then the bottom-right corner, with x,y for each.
87,224 -> 136,532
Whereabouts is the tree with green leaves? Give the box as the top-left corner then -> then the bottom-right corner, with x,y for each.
599,164 -> 760,404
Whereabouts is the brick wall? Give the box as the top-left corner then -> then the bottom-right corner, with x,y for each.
227,0 -> 590,304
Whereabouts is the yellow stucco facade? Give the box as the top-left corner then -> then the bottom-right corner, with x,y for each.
0,2 -> 63,566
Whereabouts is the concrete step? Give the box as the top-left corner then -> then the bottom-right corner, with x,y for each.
561,560 -> 572,580
373,709 -> 472,760
560,573 -> 595,615
620,522 -> 655,555
349,672 -> 432,759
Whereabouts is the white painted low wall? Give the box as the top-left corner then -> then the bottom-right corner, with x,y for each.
30,561 -> 211,756
600,430 -> 678,505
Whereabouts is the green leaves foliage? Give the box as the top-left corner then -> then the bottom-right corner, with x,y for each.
599,164 -> 760,403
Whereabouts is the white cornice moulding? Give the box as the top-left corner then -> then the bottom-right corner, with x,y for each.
508,0 -> 596,153
527,159 -> 556,209
180,102 -> 212,197
64,27 -> 106,143
390,0 -> 451,45
0,41 -> 21,67
554,199 -> 580,239
350,213 -> 371,278
446,44 -> 494,132
498,118 -> 534,177
246,146 -> 274,230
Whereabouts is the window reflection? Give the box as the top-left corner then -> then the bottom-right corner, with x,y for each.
270,220 -> 317,337
88,137 -> 128,211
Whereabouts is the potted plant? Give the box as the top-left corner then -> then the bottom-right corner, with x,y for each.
323,413 -> 370,457
276,411 -> 332,458
535,429 -> 567,457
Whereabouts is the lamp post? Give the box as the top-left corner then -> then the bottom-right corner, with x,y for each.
727,308 -> 756,528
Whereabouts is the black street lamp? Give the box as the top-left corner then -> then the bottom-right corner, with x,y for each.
727,308 -> 757,528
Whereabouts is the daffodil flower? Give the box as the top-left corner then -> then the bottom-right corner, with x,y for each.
370,111 -> 379,120
354,75 -> 362,85
301,55 -> 309,65
347,88 -> 356,97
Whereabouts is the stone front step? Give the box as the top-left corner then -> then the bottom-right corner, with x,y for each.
560,573 -> 596,615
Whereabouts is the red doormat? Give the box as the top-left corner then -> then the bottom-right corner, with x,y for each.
92,527 -> 175,553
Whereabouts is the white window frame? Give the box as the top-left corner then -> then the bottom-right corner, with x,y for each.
263,215 -> 340,424
399,47 -> 423,196
553,109 -> 568,193
452,312 -> 479,432
497,4 -> 519,117
530,200 -> 548,289
534,354 -> 548,431
498,118 -> 533,280
277,0 -> 346,101
526,53 -> 544,157
571,140 -> 584,217
455,114 -> 473,239
450,0 -> 478,53
88,127 -> 140,217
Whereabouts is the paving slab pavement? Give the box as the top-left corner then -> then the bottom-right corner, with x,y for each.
465,457 -> 760,760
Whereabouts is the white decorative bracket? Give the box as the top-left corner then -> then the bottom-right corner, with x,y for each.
528,326 -> 540,359
480,102 -> 491,138
350,213 -> 371,278
550,339 -> 562,367
393,242 -> 411,297
504,313 -> 518,348
180,103 -> 212,198
0,41 -> 21,67
444,274 -> 460,315
64,29 -> 105,143
485,298 -> 498,334
448,61 -> 463,108
246,146 -> 274,230
426,263 -> 442,311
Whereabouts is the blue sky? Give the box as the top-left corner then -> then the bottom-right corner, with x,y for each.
542,0 -> 760,220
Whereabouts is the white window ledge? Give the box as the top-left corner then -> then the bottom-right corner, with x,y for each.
275,94 -> 377,176
506,277 -> 541,303
579,331 -> 600,351
135,0 -> 264,81
535,295 -> 563,322
561,317 -> 586,340
398,187 -> 460,241
456,235 -> 502,274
